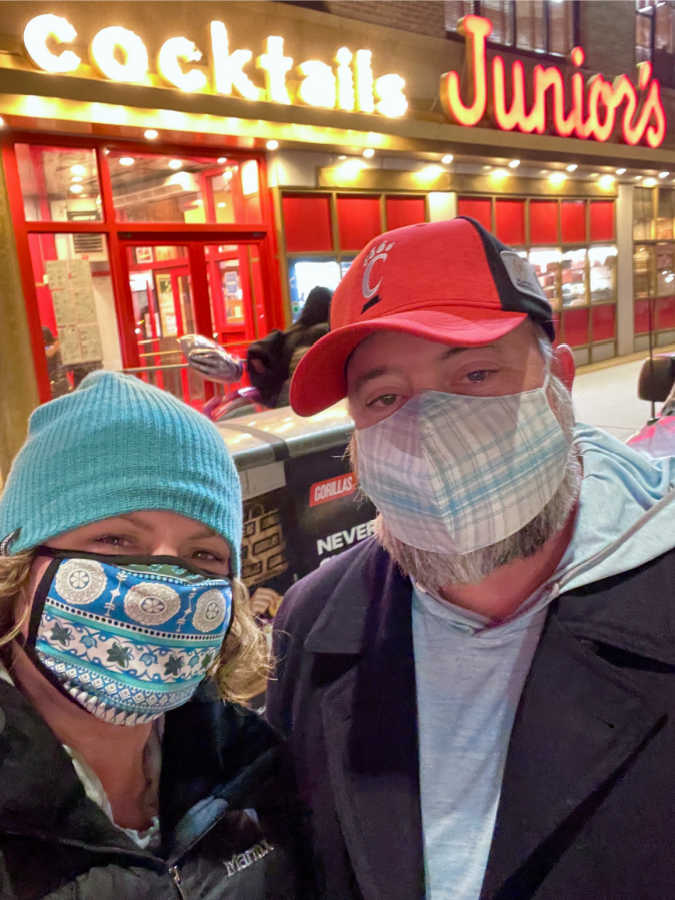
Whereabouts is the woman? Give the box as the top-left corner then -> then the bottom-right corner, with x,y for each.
0,371 -> 303,898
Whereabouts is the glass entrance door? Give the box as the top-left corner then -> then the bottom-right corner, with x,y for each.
122,240 -> 268,406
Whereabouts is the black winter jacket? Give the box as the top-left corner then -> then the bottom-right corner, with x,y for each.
267,537 -> 675,900
0,680 -> 306,899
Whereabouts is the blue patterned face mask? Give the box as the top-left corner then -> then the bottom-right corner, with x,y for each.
26,549 -> 233,726
355,375 -> 571,555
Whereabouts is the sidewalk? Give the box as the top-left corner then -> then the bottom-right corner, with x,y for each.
572,344 -> 675,442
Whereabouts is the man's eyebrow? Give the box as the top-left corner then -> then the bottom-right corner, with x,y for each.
350,345 -> 493,394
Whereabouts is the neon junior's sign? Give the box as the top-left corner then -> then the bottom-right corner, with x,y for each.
22,14 -> 408,118
440,15 -> 666,148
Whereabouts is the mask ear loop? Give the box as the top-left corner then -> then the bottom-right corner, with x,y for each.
23,557 -> 61,652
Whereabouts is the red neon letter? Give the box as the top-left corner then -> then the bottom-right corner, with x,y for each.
532,64 -> 576,136
440,15 -> 491,126
492,58 -> 540,132
586,74 -> 618,142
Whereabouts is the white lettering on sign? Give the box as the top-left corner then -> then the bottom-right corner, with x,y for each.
309,473 -> 356,507
316,519 -> 376,557
23,15 -> 408,119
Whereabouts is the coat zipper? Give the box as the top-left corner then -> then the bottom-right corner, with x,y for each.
169,864 -> 187,899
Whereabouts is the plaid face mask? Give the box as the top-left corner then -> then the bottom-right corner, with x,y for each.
355,376 -> 571,555
26,549 -> 233,726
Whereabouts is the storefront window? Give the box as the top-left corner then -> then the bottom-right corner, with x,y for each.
288,259 -> 343,321
528,248 -> 561,309
656,188 -> 674,239
588,245 -> 617,303
633,187 -> 654,240
633,244 -> 654,298
108,152 -> 262,224
16,145 -> 102,223
516,0 -> 546,51
655,241 -> 675,294
561,249 -> 587,307
28,233 -> 118,398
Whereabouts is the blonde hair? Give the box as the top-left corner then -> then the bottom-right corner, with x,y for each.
0,551 -> 270,705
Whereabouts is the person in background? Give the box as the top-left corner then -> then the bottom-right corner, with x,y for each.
266,217 -> 675,899
41,326 -> 70,398
247,286 -> 332,408
0,371 -> 305,898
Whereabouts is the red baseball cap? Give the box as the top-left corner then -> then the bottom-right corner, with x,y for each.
290,216 -> 555,416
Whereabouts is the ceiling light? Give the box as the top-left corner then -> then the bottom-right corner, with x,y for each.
0,116 -> 5,128
616,167 -> 626,175
548,172 -> 566,185
598,174 -> 615,189
441,153 -> 454,165
659,170 -> 669,179
482,164 -> 492,171
490,168 -> 509,179
362,148 -> 375,159
70,175 -> 83,183
69,184 -> 83,194
508,159 -> 520,169
634,174 -> 642,181
589,172 -> 598,178
70,164 -> 86,176
266,139 -> 279,151
565,163 -> 578,172
144,128 -> 159,140
217,201 -> 226,208
217,156 -> 227,164
644,177 -> 657,187
338,154 -> 347,160
168,159 -> 183,170
119,156 -> 135,167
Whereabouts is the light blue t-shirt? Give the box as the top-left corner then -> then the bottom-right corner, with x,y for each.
413,425 -> 674,900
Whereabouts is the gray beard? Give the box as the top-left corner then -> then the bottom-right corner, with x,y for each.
361,376 -> 582,589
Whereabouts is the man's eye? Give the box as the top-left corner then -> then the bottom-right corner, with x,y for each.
465,370 -> 492,383
94,535 -> 129,547
193,549 -> 225,563
366,393 -> 398,408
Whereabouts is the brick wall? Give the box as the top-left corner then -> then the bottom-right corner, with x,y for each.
579,0 -> 636,76
324,1 -> 446,38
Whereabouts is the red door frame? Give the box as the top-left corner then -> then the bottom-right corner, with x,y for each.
1,132 -> 283,404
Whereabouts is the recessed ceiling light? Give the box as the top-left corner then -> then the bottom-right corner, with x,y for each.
508,159 -> 520,169
0,116 -> 5,128
634,174 -> 642,180
589,172 -> 598,178
644,176 -> 658,187
70,164 -> 86,176
490,168 -> 509,179
598,174 -> 615,189
548,172 -> 566,185
70,175 -> 83,183
441,153 -> 454,165
168,159 -> 183,170
266,139 -> 279,151
69,184 -> 83,194
482,164 -> 492,171
363,148 -> 375,159
338,154 -> 347,160
119,156 -> 135,167
217,156 -> 227,164
144,129 -> 159,140
616,167 -> 626,175
566,163 -> 578,172
659,170 -> 669,179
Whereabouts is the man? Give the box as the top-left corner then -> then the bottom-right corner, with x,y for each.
266,217 -> 675,900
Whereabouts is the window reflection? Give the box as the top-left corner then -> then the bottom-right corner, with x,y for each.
589,245 -> 617,303
561,249 -> 587,307
16,145 -> 102,223
528,248 -> 561,310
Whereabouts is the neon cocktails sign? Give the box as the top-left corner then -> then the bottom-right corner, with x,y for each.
440,15 -> 666,148
22,14 -> 408,119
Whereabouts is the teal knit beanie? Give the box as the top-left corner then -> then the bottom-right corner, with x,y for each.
0,371 -> 242,574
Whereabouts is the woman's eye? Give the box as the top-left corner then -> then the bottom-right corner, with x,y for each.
93,534 -> 130,547
193,549 -> 223,563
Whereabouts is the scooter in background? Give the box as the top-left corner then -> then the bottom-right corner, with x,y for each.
626,352 -> 675,459
178,334 -> 268,421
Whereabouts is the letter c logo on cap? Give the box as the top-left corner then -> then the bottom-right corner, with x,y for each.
361,240 -> 395,300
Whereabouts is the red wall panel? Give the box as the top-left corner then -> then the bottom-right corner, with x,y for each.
457,197 -> 492,231
529,201 -> 558,244
656,295 -> 675,329
337,195 -> 382,250
634,298 -> 651,334
561,201 -> 586,243
589,200 -> 615,242
495,199 -> 525,245
282,194 -> 333,252
591,304 -> 616,342
385,196 -> 426,230
562,307 -> 589,346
